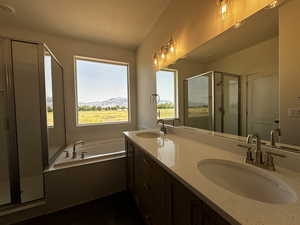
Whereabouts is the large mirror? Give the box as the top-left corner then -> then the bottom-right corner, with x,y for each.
160,5 -> 299,148
44,48 -> 66,164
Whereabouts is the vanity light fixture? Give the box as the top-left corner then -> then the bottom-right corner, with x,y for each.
153,37 -> 176,66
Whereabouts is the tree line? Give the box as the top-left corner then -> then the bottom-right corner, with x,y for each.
78,105 -> 128,111
48,104 -> 174,113
157,103 -> 174,109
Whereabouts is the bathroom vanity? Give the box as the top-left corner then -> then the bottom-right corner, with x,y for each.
124,127 -> 300,225
126,137 -> 232,225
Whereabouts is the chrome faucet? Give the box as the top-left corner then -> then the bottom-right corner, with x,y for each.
247,134 -> 263,166
270,128 -> 281,147
239,134 -> 286,171
157,119 -> 167,134
72,140 -> 85,159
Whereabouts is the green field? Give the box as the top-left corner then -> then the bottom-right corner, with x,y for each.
188,107 -> 209,117
47,108 -> 176,126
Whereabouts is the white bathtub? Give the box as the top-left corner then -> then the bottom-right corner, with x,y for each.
50,138 -> 126,170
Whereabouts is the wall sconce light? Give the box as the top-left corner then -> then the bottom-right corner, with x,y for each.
168,38 -> 176,53
218,0 -> 229,20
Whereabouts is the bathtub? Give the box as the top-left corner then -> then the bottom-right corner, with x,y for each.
50,138 -> 126,170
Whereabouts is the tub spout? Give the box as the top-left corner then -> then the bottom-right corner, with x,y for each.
73,140 -> 85,159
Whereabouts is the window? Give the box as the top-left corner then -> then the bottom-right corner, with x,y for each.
74,56 -> 129,125
156,69 -> 178,119
44,54 -> 54,127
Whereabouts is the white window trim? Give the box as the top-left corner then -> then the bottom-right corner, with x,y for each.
73,55 -> 131,127
156,68 -> 179,120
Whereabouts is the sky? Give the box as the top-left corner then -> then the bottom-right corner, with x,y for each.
76,59 -> 128,103
45,58 -> 175,104
156,70 -> 175,103
44,55 -> 53,102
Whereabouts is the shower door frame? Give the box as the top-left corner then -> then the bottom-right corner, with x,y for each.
184,71 -> 216,130
184,71 -> 241,135
0,37 -> 54,211
1,38 -> 22,207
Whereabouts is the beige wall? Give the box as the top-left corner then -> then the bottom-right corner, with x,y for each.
279,0 -> 300,146
206,37 -> 279,136
136,0 -> 277,129
0,25 -> 137,144
206,37 -> 279,76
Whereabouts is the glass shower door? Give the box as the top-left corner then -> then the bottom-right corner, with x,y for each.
185,73 -> 213,130
223,74 -> 240,135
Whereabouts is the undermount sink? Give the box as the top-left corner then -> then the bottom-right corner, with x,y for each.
135,132 -> 161,139
198,159 -> 297,204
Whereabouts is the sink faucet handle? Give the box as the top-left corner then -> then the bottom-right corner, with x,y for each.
264,151 -> 286,171
237,144 -> 253,163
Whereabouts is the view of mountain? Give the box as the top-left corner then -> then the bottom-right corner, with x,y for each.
78,97 -> 174,108
79,97 -> 128,108
158,100 -> 173,104
188,101 -> 208,107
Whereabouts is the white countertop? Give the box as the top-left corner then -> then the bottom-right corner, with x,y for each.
124,127 -> 300,225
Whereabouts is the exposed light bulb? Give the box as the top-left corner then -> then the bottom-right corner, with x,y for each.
170,45 -> 175,53
268,0 -> 278,9
153,53 -> 158,66
233,21 -> 242,29
160,47 -> 167,59
220,0 -> 228,20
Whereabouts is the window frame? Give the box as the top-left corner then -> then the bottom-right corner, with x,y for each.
156,68 -> 179,120
74,56 -> 131,127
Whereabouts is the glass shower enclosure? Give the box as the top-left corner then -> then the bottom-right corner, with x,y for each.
184,71 -> 241,135
0,37 -> 66,209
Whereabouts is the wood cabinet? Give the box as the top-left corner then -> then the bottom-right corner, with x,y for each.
125,137 -> 233,225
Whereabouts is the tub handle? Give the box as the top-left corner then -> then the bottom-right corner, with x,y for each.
81,152 -> 88,159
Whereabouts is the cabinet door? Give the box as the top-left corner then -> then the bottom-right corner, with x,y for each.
150,160 -> 172,225
172,180 -> 232,225
134,146 -> 153,222
173,180 -> 202,225
201,204 -> 232,225
125,138 -> 134,193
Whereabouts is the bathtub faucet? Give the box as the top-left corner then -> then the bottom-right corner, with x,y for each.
73,140 -> 85,159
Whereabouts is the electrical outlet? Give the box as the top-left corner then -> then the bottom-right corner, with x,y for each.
288,108 -> 300,118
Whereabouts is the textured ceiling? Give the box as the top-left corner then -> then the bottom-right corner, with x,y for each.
0,0 -> 171,49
